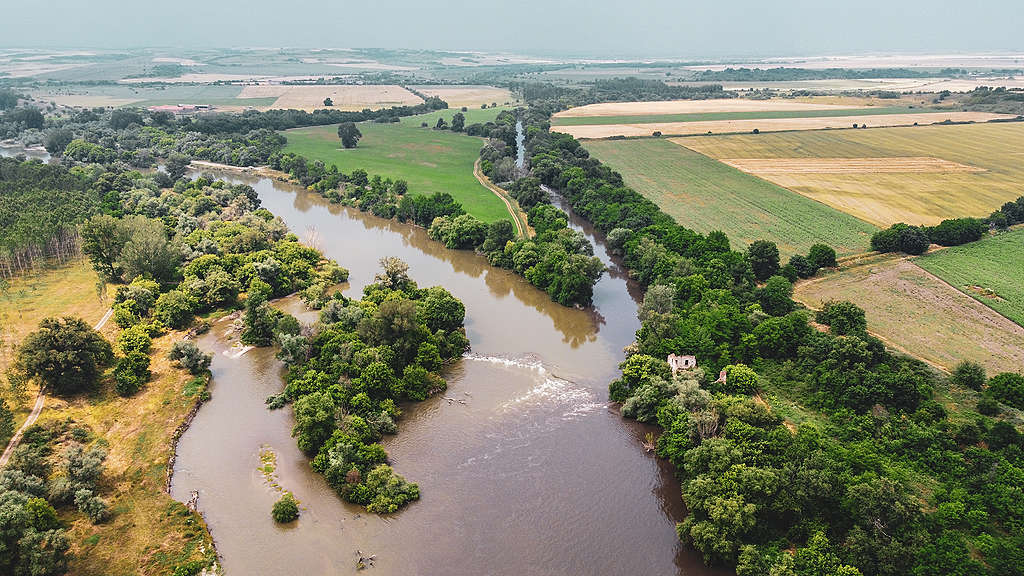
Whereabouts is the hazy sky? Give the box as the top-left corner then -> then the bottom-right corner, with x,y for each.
4,0 -> 1022,57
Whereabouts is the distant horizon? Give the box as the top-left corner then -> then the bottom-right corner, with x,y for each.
3,0 -> 1022,57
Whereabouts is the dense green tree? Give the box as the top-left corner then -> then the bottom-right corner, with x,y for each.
451,112 -> 466,132
747,240 -> 780,281
987,372 -> 1024,410
43,128 -> 73,155
81,215 -> 130,280
292,391 -> 338,455
17,317 -> 113,396
815,301 -> 866,335
758,275 -> 793,316
807,244 -> 837,269
337,122 -> 362,148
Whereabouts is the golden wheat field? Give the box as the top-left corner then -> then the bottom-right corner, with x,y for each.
410,85 -> 514,107
677,121 -> 1024,227
552,111 -> 1012,139
237,84 -> 422,111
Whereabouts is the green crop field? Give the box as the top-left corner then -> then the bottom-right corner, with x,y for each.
583,138 -> 877,257
682,122 -> 1024,227
551,106 -> 933,126
282,108 -> 511,222
916,228 -> 1024,327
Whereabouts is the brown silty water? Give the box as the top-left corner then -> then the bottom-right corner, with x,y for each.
171,170 -> 721,575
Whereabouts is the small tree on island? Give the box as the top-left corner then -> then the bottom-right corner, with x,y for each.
272,492 -> 299,523
337,122 -> 362,148
323,97 -> 333,107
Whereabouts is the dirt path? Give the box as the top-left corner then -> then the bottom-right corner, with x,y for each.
0,307 -> 113,468
473,158 -> 527,237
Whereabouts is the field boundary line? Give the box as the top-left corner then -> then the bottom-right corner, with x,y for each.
910,256 -> 1024,329
473,158 -> 529,237
0,306 -> 113,468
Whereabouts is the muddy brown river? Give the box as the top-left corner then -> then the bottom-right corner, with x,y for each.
171,170 -> 719,575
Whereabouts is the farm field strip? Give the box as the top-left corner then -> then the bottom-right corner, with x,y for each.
678,122 -> 1024,227
915,228 -> 1024,327
551,106 -> 936,126
553,98 -> 854,117
552,111 -> 1014,139
283,109 -> 510,222
583,138 -> 877,257
794,258 -> 1024,375
409,85 -> 514,108
239,84 -> 423,111
718,157 -> 984,174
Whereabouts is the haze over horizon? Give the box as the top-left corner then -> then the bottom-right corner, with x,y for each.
3,0 -> 1022,58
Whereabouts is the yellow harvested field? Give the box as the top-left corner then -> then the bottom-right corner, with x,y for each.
236,84 -> 422,111
678,122 -> 1024,227
795,258 -> 1024,375
719,157 -> 984,174
410,85 -> 514,107
552,111 -> 1013,138
553,98 -> 849,118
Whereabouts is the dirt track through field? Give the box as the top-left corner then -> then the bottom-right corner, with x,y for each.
719,156 -> 985,174
473,158 -> 527,237
554,112 -> 1015,138
0,307 -> 113,469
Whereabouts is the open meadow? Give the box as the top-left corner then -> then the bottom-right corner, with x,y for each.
794,257 -> 1024,375
916,228 -> 1024,327
582,138 -> 877,256
283,109 -> 511,222
679,121 -> 1024,227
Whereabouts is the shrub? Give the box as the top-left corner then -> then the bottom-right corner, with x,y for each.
977,395 -> 1000,416
362,465 -> 420,514
271,492 -> 299,523
168,340 -> 212,375
114,351 -> 150,396
950,361 -> 986,391
154,290 -> 197,329
788,254 -> 817,279
117,324 -> 152,354
722,364 -> 761,395
987,372 -> 1024,410
816,301 -> 867,335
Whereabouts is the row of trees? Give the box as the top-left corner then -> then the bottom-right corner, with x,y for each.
514,97 -> 1024,576
871,196 -> 1024,255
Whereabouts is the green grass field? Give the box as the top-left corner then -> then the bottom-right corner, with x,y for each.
916,229 -> 1024,327
282,109 -> 511,223
583,138 -> 877,257
551,106 -> 933,126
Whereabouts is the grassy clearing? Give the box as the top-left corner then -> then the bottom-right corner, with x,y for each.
915,228 -> 1024,327
793,257 -> 1024,375
680,122 -> 1024,227
583,138 -> 877,257
0,259 -> 215,575
283,109 -> 512,222
551,106 -> 935,126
